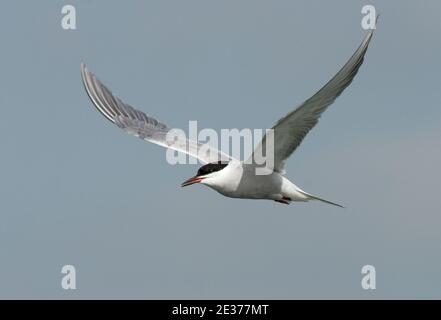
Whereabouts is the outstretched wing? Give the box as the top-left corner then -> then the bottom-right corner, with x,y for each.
81,63 -> 232,164
249,29 -> 374,173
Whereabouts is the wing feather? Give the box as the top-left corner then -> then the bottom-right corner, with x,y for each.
81,63 -> 231,164
250,29 -> 374,173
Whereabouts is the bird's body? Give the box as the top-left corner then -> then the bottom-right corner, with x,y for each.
200,160 -> 308,203
80,25 -> 375,207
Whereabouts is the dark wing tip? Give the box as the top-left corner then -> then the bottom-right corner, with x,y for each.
80,63 -> 118,123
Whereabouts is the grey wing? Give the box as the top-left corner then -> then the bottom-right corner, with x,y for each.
81,63 -> 231,164
249,29 -> 374,173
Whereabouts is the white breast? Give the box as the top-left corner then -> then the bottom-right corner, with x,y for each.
203,161 -> 306,201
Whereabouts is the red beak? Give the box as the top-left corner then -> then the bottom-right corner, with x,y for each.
181,176 -> 204,187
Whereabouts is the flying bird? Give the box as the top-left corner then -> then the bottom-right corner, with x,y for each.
81,29 -> 374,207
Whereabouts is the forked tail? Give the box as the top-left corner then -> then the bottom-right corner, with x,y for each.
298,190 -> 345,208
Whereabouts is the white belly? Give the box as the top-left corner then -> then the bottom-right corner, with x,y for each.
205,162 -> 308,201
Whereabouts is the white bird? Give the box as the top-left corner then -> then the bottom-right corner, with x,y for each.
81,29 -> 374,207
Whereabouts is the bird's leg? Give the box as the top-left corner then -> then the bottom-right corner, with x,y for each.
274,196 -> 291,205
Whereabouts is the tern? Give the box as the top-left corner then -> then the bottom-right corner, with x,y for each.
81,28 -> 374,206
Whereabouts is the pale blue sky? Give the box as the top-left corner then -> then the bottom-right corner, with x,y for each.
0,0 -> 440,298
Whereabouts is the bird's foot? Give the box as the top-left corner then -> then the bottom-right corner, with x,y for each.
274,196 -> 291,205
274,198 -> 289,204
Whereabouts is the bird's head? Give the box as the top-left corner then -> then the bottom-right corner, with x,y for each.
181,161 -> 229,187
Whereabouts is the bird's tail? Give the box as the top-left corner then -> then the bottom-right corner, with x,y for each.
298,190 -> 345,208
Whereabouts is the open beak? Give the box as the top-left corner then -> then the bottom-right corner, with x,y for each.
181,176 -> 204,187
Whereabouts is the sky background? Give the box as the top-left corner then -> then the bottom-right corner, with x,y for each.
0,0 -> 440,299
